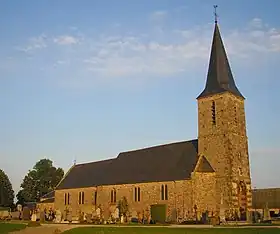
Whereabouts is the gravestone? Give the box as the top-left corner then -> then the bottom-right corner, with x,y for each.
22,207 -> 30,221
55,209 -> 62,223
17,204 -> 22,212
96,207 -> 101,219
120,215 -> 124,223
40,210 -> 45,222
263,203 -> 271,221
31,212 -> 37,222
112,208 -> 119,220
131,210 -> 137,219
86,213 -> 92,223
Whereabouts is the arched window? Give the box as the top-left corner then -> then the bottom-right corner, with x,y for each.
93,191 -> 97,205
78,191 -> 84,204
64,193 -> 70,205
134,187 -> 141,202
161,184 -> 168,200
110,189 -> 116,203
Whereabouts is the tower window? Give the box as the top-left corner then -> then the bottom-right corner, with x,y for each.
234,106 -> 237,124
211,101 -> 216,125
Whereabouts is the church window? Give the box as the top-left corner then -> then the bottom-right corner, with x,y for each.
93,191 -> 97,205
211,101 -> 216,125
64,193 -> 70,205
110,189 -> 116,203
134,187 -> 141,202
161,184 -> 168,200
79,191 -> 85,204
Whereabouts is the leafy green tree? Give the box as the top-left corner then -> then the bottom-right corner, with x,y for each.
16,159 -> 64,204
0,169 -> 14,207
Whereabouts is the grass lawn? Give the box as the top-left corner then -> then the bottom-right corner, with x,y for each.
63,227 -> 280,234
0,222 -> 26,233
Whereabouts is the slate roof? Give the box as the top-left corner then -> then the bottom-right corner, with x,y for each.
252,188 -> 280,209
39,198 -> 55,204
41,191 -> 54,200
195,156 -> 215,173
197,23 -> 244,99
56,139 -> 199,190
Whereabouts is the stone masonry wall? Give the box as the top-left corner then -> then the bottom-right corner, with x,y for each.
197,92 -> 252,217
191,172 -> 216,216
55,179 -> 194,221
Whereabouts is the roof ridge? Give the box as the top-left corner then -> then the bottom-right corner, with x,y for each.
118,139 -> 198,155
75,158 -> 115,166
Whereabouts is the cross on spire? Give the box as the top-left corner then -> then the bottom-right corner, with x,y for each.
214,5 -> 218,24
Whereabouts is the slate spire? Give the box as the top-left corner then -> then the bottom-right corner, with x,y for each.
197,20 -> 244,99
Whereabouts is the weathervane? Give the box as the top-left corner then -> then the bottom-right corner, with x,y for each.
214,5 -> 218,24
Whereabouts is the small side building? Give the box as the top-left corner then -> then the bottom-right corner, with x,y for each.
252,188 -> 280,217
37,191 -> 55,211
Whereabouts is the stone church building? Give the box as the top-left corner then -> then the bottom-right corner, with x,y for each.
53,21 -> 252,222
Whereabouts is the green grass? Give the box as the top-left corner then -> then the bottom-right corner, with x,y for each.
0,222 -> 26,234
63,227 -> 280,234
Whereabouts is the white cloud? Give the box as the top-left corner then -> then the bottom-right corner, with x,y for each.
16,34 -> 47,53
53,35 -> 79,45
15,18 -> 280,82
150,10 -> 168,22
249,18 -> 263,28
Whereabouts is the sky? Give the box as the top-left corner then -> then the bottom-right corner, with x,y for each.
0,0 -> 280,196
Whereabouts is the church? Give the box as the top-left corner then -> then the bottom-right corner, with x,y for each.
52,19 -> 253,222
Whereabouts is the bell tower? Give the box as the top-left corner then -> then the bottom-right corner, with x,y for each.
197,14 -> 252,220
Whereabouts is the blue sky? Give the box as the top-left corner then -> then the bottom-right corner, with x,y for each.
1,0 -> 280,195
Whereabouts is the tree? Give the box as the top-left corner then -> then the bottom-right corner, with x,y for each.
16,159 -> 64,204
117,196 -> 129,218
0,169 -> 14,207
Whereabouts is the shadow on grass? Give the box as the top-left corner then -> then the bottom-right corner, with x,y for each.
0,222 -> 26,234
